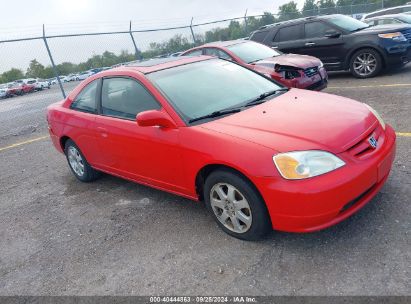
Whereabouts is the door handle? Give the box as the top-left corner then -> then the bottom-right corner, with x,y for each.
97,127 -> 108,138
305,42 -> 316,46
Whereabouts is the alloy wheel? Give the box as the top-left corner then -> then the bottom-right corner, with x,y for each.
210,183 -> 252,233
353,53 -> 377,77
67,146 -> 85,177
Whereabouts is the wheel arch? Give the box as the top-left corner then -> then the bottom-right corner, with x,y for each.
194,163 -> 263,202
59,135 -> 71,151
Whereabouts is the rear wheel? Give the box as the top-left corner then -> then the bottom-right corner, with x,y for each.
64,139 -> 101,182
350,48 -> 382,78
204,169 -> 271,240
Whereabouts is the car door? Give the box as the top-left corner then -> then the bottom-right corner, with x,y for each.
270,24 -> 305,54
94,76 -> 186,192
67,79 -> 100,164
301,21 -> 345,69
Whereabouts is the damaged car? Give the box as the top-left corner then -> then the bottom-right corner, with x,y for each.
181,40 -> 328,91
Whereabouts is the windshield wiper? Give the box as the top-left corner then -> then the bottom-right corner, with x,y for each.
189,108 -> 242,123
245,88 -> 289,107
351,26 -> 369,32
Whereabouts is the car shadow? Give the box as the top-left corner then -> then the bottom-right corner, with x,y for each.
326,64 -> 411,80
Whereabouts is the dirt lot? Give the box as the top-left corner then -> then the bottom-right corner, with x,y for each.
0,67 -> 410,296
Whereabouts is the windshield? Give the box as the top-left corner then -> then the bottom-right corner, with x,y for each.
147,59 -> 282,123
327,15 -> 369,32
227,41 -> 281,63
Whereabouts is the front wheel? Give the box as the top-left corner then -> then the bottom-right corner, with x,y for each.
350,49 -> 382,78
204,169 -> 271,240
64,139 -> 101,182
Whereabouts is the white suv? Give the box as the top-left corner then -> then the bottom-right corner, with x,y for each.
362,4 -> 411,20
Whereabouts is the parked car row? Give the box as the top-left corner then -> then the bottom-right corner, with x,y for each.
249,14 -> 411,78
51,67 -> 113,84
158,14 -> 408,84
0,78 -> 51,99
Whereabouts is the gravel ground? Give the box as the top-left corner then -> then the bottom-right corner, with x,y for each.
0,67 -> 410,296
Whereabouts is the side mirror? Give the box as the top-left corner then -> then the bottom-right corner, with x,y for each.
324,30 -> 341,38
136,110 -> 177,129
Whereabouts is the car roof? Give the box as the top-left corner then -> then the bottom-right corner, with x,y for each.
366,13 -> 408,20
117,55 -> 213,74
256,14 -> 342,31
362,4 -> 411,18
197,39 -> 249,48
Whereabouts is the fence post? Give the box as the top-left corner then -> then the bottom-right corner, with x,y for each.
42,24 -> 66,99
244,9 -> 248,36
129,21 -> 142,61
190,17 -> 197,45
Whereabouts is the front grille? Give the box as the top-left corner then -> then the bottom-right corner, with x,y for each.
401,29 -> 411,42
346,125 -> 383,158
304,66 -> 319,77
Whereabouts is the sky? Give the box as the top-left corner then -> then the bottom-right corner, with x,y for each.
0,0 -> 305,72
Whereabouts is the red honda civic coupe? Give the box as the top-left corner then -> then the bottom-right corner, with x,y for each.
181,40 -> 328,91
47,56 -> 395,240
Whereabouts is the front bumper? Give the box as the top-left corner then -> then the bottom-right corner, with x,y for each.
296,67 -> 328,91
253,124 -> 396,233
386,46 -> 411,68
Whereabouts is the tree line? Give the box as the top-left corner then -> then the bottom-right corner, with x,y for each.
0,0 -> 408,84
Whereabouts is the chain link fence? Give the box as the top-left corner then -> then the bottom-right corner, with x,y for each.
0,0 -> 400,101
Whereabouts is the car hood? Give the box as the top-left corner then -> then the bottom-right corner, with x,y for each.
352,24 -> 411,35
253,54 -> 322,69
200,89 -> 377,154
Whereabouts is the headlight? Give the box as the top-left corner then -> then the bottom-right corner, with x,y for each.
364,104 -> 385,130
378,32 -> 407,42
319,61 -> 324,68
273,151 -> 345,180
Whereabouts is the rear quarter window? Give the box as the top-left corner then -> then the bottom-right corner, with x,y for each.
251,30 -> 269,42
274,24 -> 303,42
70,80 -> 98,113
183,49 -> 203,56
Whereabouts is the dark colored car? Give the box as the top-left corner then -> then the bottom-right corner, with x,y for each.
250,14 -> 411,78
182,40 -> 328,90
364,14 -> 411,26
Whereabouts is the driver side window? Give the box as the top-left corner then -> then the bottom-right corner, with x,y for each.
101,78 -> 161,120
305,22 -> 334,39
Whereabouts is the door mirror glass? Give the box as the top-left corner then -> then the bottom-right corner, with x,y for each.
136,110 -> 176,129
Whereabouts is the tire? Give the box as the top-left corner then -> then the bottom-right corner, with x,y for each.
204,169 -> 271,240
350,48 -> 382,78
64,139 -> 101,182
